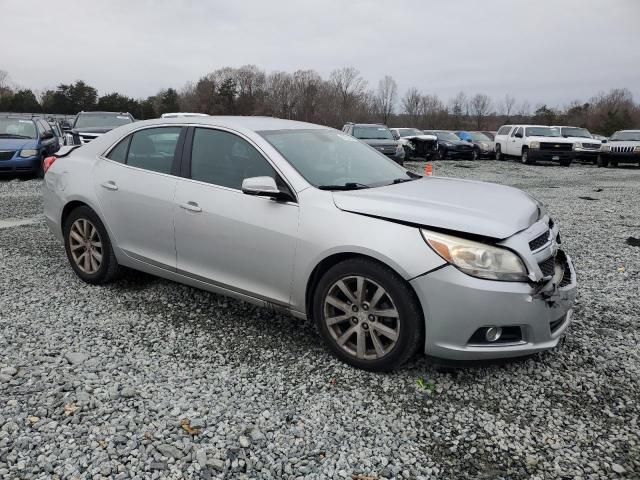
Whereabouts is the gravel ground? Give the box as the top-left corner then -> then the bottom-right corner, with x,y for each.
1,161 -> 639,479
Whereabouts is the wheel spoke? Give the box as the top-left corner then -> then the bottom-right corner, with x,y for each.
91,250 -> 102,264
356,328 -> 366,358
336,325 -> 357,346
70,230 -> 84,243
369,286 -> 385,309
372,308 -> 398,318
371,330 -> 386,357
90,255 -> 99,272
326,295 -> 350,314
373,323 -> 398,341
83,250 -> 91,271
336,280 -> 357,304
70,243 -> 85,251
91,241 -> 102,249
355,276 -> 365,304
325,313 -> 350,326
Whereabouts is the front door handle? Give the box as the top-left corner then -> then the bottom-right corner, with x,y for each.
101,181 -> 118,191
180,201 -> 202,213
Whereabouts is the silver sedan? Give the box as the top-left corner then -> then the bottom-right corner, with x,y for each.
43,117 -> 576,371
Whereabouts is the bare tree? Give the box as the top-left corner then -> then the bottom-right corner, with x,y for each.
420,94 -> 445,129
448,91 -> 468,128
402,87 -> 421,124
375,75 -> 397,124
517,100 -> 531,118
293,69 -> 322,122
329,67 -> 367,124
470,93 -> 493,129
265,71 -> 295,119
502,94 -> 516,120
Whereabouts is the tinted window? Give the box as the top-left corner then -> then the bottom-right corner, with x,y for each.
106,136 -> 131,163
352,126 -> 394,140
74,113 -> 133,129
190,128 -> 276,190
127,127 -> 181,174
497,126 -> 512,135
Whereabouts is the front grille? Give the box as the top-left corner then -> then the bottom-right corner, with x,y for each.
559,253 -> 573,287
610,145 -> 635,153
538,256 -> 556,278
0,150 -> 16,161
529,231 -> 550,251
540,142 -> 572,151
582,143 -> 600,150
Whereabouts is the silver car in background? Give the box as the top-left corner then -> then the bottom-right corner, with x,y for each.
43,117 -> 576,371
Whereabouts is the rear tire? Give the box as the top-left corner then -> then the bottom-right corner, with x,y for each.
63,206 -> 121,284
313,258 -> 423,372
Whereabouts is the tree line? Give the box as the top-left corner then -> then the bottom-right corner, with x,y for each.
1,67 -> 638,135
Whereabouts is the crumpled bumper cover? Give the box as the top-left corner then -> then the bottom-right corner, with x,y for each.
410,252 -> 577,361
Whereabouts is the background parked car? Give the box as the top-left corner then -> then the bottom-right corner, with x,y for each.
161,112 -> 210,118
455,131 -> 495,160
47,119 -> 66,146
552,125 -> 601,163
389,128 -> 438,160
64,111 -> 135,145
599,130 -> 640,167
422,130 -> 474,160
493,125 -> 575,166
342,123 -> 405,164
0,115 -> 59,176
480,131 -> 497,141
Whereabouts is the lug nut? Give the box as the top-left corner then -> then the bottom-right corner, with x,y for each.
362,303 -> 369,311
352,305 -> 359,312
368,314 -> 375,321
362,323 -> 369,330
351,317 -> 358,324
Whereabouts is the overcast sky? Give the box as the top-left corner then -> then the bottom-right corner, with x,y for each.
3,0 -> 639,108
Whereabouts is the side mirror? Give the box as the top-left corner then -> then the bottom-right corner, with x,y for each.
392,132 -> 399,140
601,139 -> 607,144
242,176 -> 289,201
514,132 -> 523,139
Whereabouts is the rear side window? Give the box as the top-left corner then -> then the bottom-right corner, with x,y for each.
106,136 -> 131,163
127,127 -> 181,174
497,126 -> 512,135
190,128 -> 276,190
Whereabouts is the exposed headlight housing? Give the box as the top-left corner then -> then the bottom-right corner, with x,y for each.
421,230 -> 529,282
19,149 -> 39,158
395,143 -> 405,156
602,145 -> 610,152
64,133 -> 75,145
573,142 -> 582,150
529,141 -> 540,149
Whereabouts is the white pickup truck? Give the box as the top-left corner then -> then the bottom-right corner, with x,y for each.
494,125 -> 576,166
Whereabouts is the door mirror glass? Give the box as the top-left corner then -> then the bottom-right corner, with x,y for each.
514,132 -> 523,138
241,176 -> 282,199
601,139 -> 607,144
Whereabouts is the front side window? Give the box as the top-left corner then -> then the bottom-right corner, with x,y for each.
127,127 -> 181,174
190,128 -> 276,190
260,129 -> 411,189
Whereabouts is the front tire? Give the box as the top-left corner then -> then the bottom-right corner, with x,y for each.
472,148 -> 480,161
63,206 -> 120,284
597,155 -> 609,168
521,149 -> 531,164
560,158 -> 572,167
495,145 -> 505,161
313,258 -> 423,371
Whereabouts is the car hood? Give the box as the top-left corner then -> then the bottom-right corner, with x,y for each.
332,177 -> 539,239
607,140 -> 640,147
527,136 -> 574,143
564,136 -> 601,144
360,138 -> 399,146
0,138 -> 37,150
440,139 -> 472,147
70,127 -> 114,134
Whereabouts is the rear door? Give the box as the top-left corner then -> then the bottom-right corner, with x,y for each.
507,127 -> 524,155
174,126 -> 299,307
94,126 -> 185,269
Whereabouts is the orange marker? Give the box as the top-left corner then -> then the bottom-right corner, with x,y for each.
425,163 -> 433,176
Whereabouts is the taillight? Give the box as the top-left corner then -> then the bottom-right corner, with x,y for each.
43,156 -> 57,173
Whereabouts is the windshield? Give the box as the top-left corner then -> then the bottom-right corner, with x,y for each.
259,129 -> 412,188
397,128 -> 423,137
434,131 -> 460,142
74,114 -> 133,129
610,131 -> 640,141
352,126 -> 394,140
468,132 -> 491,141
525,127 -> 561,137
561,127 -> 592,138
0,118 -> 36,139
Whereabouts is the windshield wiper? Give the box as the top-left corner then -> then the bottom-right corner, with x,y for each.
391,176 -> 419,184
0,133 -> 32,139
318,182 -> 370,191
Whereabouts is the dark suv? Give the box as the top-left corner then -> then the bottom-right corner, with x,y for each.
65,111 -> 135,146
342,123 -> 405,164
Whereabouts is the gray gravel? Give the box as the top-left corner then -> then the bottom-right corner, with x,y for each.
1,161 -> 639,479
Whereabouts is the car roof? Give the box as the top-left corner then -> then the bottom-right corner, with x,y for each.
350,123 -> 387,127
77,111 -> 132,115
128,116 -> 330,132
0,115 -> 35,122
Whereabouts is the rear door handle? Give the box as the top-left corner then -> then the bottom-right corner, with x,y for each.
180,201 -> 202,213
101,181 -> 118,191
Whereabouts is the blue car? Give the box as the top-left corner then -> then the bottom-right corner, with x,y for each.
0,116 -> 60,176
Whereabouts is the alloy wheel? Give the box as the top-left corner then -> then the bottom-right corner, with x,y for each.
69,218 -> 103,274
323,276 -> 400,360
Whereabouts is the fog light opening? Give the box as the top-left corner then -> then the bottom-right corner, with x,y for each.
485,326 -> 503,342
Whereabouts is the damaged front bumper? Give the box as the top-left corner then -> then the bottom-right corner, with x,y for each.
410,249 -> 577,361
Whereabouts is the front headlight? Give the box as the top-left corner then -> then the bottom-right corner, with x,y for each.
634,146 -> 640,153
421,229 -> 529,282
602,145 -> 610,152
479,142 -> 489,149
573,142 -> 582,150
19,149 -> 39,158
529,141 -> 540,149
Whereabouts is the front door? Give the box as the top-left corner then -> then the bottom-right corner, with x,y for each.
174,127 -> 299,307
507,127 -> 524,156
94,126 -> 184,269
